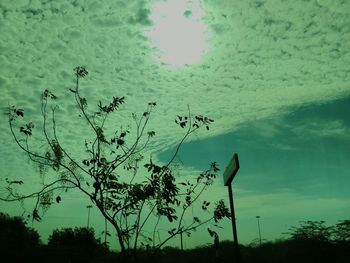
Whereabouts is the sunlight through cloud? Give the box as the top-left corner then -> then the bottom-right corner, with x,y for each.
145,0 -> 210,67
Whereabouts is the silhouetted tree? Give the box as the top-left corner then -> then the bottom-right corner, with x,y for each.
0,212 -> 41,262
286,220 -> 332,242
1,67 -> 230,260
283,220 -> 337,263
331,219 -> 350,242
47,227 -> 107,263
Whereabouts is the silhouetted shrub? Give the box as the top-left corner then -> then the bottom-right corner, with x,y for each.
46,227 -> 108,263
287,220 -> 332,242
332,219 -> 350,242
0,212 -> 41,262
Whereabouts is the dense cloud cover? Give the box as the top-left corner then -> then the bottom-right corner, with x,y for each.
0,0 -> 349,249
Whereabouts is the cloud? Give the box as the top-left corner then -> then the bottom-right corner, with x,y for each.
292,119 -> 350,140
0,0 -> 30,10
1,0 -> 350,249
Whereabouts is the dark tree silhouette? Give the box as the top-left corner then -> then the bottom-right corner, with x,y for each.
47,227 -> 107,263
332,219 -> 350,242
0,212 -> 41,262
244,220 -> 350,263
1,67 -> 230,260
286,220 -> 332,242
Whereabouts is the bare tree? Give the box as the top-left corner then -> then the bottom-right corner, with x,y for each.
1,67 -> 230,260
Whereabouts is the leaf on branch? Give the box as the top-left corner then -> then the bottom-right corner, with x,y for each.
192,115 -> 214,131
20,122 -> 34,136
147,131 -> 155,138
116,138 -> 124,146
175,115 -> 188,128
185,195 -> 191,206
207,228 -> 217,237
167,228 -> 177,235
15,109 -> 24,117
98,96 -> 125,114
93,182 -> 100,189
96,127 -> 107,143
74,66 -> 88,78
32,209 -> 41,222
202,201 -> 210,210
56,196 -> 61,203
69,88 -> 76,93
214,200 -> 230,222
210,162 -> 220,172
193,217 -> 200,223
144,163 -> 152,172
80,97 -> 87,108
5,178 -> 24,185
51,140 -> 63,170
153,165 -> 162,174
43,89 -> 57,100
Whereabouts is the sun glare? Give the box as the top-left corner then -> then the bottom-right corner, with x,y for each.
145,0 -> 210,67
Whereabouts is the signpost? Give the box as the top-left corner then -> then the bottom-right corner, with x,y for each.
223,153 -> 240,186
223,153 -> 240,262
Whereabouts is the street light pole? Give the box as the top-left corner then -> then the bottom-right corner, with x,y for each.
104,217 -> 108,245
180,230 -> 183,251
256,216 -> 262,245
87,205 -> 93,228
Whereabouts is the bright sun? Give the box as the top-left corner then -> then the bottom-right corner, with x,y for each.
145,0 -> 210,67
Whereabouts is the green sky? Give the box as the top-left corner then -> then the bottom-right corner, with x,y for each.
0,0 -> 349,250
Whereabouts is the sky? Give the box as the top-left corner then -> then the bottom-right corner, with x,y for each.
0,0 -> 350,250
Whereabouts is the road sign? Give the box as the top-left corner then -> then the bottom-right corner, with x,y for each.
223,153 -> 240,186
223,153 -> 241,262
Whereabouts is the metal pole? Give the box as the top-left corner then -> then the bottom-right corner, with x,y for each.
228,184 -> 240,262
180,231 -> 183,251
180,230 -> 184,263
87,205 -> 92,228
256,216 -> 262,245
104,218 -> 108,244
